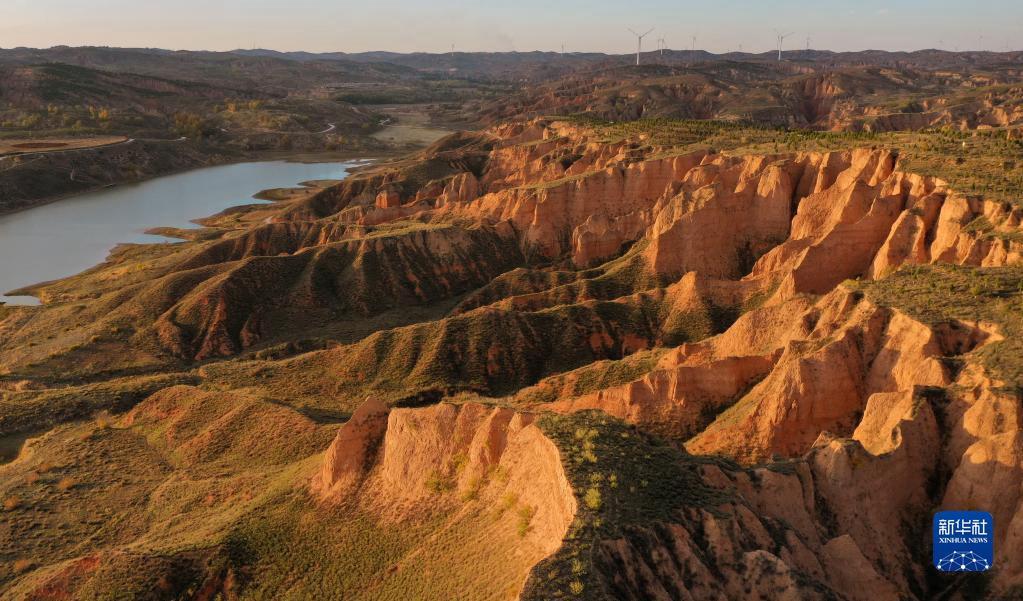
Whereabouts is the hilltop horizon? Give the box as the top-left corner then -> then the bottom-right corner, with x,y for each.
4,44 -> 1022,56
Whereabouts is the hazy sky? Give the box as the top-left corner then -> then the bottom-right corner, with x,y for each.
4,0 -> 1022,54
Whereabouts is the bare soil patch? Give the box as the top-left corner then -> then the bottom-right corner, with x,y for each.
11,142 -> 68,150
0,136 -> 127,156
371,104 -> 453,147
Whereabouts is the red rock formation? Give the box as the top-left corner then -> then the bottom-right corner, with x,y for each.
311,397 -> 390,499
312,401 -> 577,596
375,186 -> 402,209
547,351 -> 777,439
76,120 -> 1018,366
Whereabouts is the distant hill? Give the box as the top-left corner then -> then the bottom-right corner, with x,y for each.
468,52 -> 1023,130
6,45 -> 1022,85
0,46 -> 423,93
232,46 -> 1023,77
0,62 -> 248,109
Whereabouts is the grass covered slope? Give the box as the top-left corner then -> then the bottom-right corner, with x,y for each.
0,386 -> 334,598
852,263 -> 1023,391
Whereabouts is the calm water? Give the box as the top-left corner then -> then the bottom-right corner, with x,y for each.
0,160 -> 361,305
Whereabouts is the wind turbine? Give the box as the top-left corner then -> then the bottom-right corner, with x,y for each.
657,37 -> 667,56
692,35 -> 697,52
628,28 -> 655,66
775,30 -> 794,61
806,36 -> 811,51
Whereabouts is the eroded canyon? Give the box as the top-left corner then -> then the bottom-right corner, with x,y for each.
2,112 -> 1023,600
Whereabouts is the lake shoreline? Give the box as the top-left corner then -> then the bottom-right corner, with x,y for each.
0,160 -> 369,306
0,148 -> 396,219
0,109 -> 458,219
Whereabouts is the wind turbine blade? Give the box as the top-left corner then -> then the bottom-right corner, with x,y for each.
644,28 -> 655,37
628,28 -> 639,37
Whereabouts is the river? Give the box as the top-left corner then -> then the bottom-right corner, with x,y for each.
0,160 -> 362,305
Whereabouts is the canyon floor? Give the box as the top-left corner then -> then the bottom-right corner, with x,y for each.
3,50 -> 1023,600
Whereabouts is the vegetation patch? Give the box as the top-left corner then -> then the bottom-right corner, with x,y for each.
516,349 -> 668,406
852,264 -> 1023,391
525,411 -> 733,600
0,372 -> 197,436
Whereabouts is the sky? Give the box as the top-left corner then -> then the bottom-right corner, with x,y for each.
4,0 -> 1023,55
